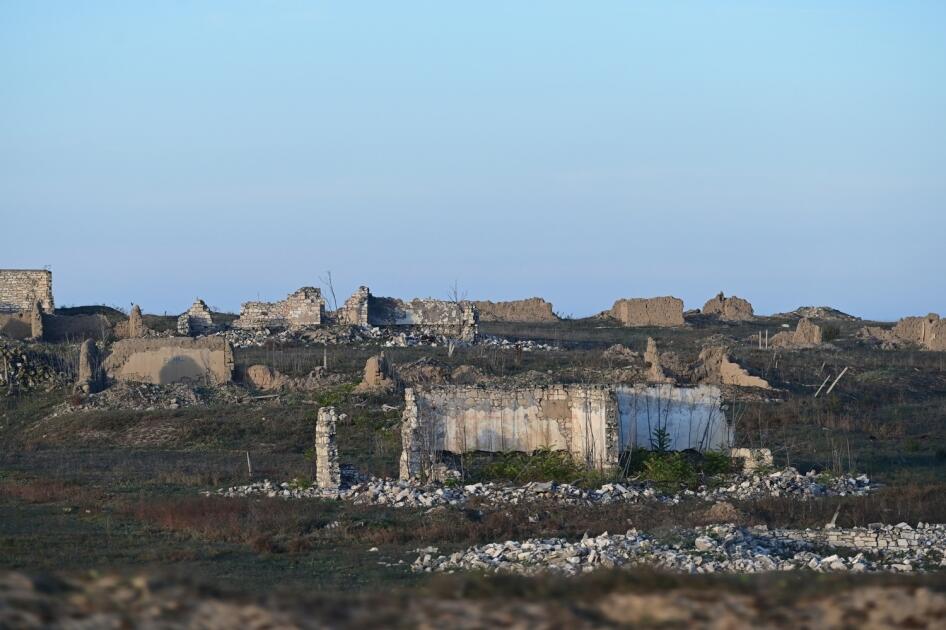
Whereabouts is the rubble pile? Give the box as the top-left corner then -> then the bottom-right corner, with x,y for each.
213,467 -> 871,509
414,522 -> 946,576
49,381 -> 246,414
0,342 -> 68,392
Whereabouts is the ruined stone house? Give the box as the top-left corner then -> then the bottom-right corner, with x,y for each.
608,297 -> 685,327
233,287 -> 325,330
771,317 -> 823,349
0,269 -> 54,314
338,286 -> 478,341
177,299 -> 216,336
400,384 -> 728,479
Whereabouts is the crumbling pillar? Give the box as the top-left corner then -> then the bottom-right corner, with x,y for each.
128,305 -> 144,338
75,339 -> 102,393
315,406 -> 341,489
29,302 -> 44,340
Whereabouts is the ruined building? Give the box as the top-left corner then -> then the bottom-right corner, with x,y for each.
338,286 -> 478,341
400,384 -> 728,480
702,292 -> 754,321
0,269 -> 54,314
892,314 -> 946,352
233,287 -> 325,330
472,298 -> 558,322
177,299 -> 216,336
608,297 -> 685,327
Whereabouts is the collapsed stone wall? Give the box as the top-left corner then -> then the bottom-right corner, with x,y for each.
177,299 -> 216,336
0,270 -> 53,314
771,317 -> 823,348
694,347 -> 771,389
609,297 -> 685,327
472,298 -> 558,322
892,314 -> 946,351
233,287 -> 325,330
104,337 -> 233,386
400,384 -> 727,479
339,287 -> 478,341
702,293 -> 754,321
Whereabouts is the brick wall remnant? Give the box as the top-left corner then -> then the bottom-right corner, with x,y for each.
105,337 -> 233,386
771,317 -> 823,348
177,299 -> 216,336
472,298 -> 559,322
702,292 -> 754,321
609,297 -> 685,327
233,287 -> 325,330
75,339 -> 103,394
694,346 -> 771,389
337,286 -> 370,326
400,384 -> 727,480
339,287 -> 478,341
315,407 -> 341,489
0,270 -> 54,314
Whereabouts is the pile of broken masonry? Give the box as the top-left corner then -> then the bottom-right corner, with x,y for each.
212,467 -> 871,509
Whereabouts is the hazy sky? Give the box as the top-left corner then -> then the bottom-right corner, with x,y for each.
2,2 -> 944,320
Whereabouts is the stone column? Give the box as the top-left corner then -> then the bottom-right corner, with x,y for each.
128,305 -> 144,338
315,406 -> 341,489
75,339 -> 102,393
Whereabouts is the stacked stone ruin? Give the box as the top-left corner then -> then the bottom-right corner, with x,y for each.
0,269 -> 54,314
233,287 -> 325,330
337,286 -> 478,341
177,299 -> 216,336
315,406 -> 341,489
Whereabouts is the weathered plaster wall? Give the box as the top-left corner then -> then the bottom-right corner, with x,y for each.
614,384 -> 729,452
702,293 -> 754,321
233,287 -> 325,330
0,270 -> 53,314
892,314 -> 946,351
609,297 -> 685,327
473,298 -> 558,322
105,337 -> 233,385
400,384 -> 727,479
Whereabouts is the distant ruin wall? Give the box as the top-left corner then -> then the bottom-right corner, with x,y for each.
609,297 -> 684,327
177,299 -> 216,336
0,270 -> 53,314
702,293 -> 754,321
400,384 -> 727,479
893,314 -> 946,352
472,298 -> 558,322
233,287 -> 325,330
105,337 -> 233,385
339,287 -> 478,341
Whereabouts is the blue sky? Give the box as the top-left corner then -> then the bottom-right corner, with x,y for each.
2,2 -> 944,320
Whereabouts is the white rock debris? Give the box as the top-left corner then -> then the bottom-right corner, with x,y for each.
210,467 -> 871,509
413,523 -> 946,576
